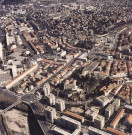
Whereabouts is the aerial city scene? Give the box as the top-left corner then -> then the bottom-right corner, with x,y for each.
0,0 -> 132,135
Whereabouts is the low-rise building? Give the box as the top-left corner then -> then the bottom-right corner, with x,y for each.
106,127 -> 127,135
57,50 -> 66,57
111,84 -> 122,95
51,126 -> 72,135
64,111 -> 84,123
85,107 -> 99,121
58,115 -> 81,131
110,108 -> 125,129
124,114 -> 132,126
88,126 -> 112,135
0,71 -> 12,86
27,40 -> 39,54
5,64 -> 38,89
77,52 -> 88,62
64,79 -> 77,90
95,95 -> 113,106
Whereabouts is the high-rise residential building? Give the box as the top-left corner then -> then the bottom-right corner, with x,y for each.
44,106 -> 56,123
94,115 -> 105,129
55,98 -> 65,112
43,82 -> 51,96
46,93 -> 55,105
